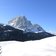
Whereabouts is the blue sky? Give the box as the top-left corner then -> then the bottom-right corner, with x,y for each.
0,0 -> 56,32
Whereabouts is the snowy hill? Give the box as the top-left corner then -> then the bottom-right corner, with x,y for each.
0,36 -> 56,56
8,16 -> 45,33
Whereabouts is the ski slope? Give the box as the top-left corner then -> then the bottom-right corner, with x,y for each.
0,36 -> 56,56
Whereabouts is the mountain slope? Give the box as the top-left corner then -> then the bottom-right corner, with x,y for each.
0,24 -> 54,41
8,16 -> 45,33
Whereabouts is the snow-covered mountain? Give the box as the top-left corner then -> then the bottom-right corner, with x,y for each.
8,16 -> 45,33
0,36 -> 56,56
0,23 -> 54,41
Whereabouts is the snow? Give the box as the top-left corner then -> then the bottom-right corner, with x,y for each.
0,36 -> 56,56
8,16 -> 45,33
9,23 -> 14,26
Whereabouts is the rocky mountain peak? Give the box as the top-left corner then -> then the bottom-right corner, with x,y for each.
8,16 -> 45,33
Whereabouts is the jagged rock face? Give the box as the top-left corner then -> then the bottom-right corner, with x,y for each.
8,16 -> 45,33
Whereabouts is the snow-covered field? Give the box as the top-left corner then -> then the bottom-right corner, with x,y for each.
0,36 -> 56,56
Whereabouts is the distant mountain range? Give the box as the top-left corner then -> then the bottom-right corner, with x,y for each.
0,16 -> 55,42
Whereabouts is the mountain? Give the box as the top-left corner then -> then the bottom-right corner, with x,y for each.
0,24 -> 54,42
8,16 -> 45,33
0,16 -> 55,42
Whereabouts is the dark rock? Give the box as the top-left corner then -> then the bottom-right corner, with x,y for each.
0,24 -> 54,42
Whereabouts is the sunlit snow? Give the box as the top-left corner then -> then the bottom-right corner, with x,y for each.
0,36 -> 56,56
